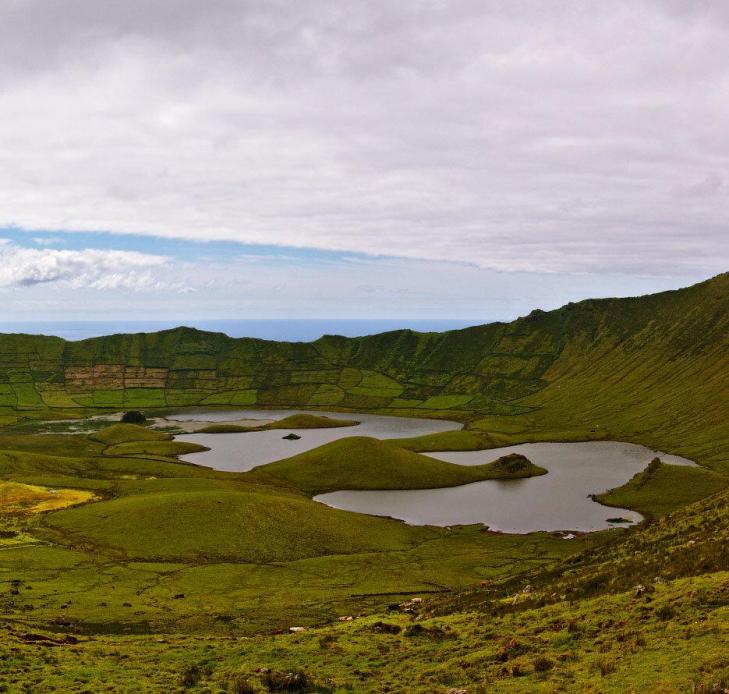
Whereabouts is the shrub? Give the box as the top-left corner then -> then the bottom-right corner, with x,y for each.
533,656 -> 554,673
595,658 -> 617,677
657,604 -> 676,620
403,623 -> 454,640
180,663 -> 212,688
180,665 -> 202,688
121,410 -> 146,424
260,669 -> 311,692
692,679 -> 729,694
496,638 -> 526,662
370,621 -> 401,635
229,675 -> 259,694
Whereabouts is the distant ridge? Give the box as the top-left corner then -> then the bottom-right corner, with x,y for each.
0,272 -> 726,471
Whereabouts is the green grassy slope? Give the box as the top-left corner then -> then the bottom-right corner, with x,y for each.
440,484 -> 729,618
251,437 -> 545,494
515,273 -> 729,471
43,485 -> 436,563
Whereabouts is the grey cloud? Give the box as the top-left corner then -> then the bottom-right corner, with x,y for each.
0,1 -> 727,276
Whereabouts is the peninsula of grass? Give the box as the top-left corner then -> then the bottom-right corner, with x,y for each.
85,422 -> 207,457
103,439 -> 209,456
196,413 -> 359,434
595,457 -> 727,518
195,423 -> 254,433
89,423 -> 170,446
249,437 -> 546,495
266,413 -> 360,429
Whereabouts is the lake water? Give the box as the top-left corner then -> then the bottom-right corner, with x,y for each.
316,441 -> 696,533
176,410 -> 696,533
176,409 -> 461,471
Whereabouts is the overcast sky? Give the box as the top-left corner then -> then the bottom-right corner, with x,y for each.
0,1 -> 727,322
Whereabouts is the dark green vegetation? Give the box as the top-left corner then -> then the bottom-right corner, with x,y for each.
0,273 -> 727,692
120,410 -> 147,424
252,438 -> 545,494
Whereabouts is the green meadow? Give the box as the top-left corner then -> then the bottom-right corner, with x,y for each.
0,273 -> 727,692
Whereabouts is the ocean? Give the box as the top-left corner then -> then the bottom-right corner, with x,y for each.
0,319 -> 486,342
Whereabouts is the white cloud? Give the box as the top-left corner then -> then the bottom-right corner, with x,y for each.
0,2 -> 727,276
0,250 -> 688,322
32,236 -> 64,246
0,242 -> 168,290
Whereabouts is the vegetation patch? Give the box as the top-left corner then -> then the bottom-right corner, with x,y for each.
0,481 -> 95,514
121,410 -> 147,424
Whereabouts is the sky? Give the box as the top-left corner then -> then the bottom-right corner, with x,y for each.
0,1 -> 727,322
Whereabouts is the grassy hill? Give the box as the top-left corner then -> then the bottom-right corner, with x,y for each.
43,484 -> 434,563
251,437 -> 545,494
